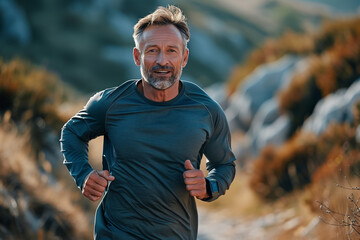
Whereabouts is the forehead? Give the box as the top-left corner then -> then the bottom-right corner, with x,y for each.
139,24 -> 183,49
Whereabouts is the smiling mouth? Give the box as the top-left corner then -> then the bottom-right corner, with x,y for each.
151,65 -> 173,75
154,70 -> 171,74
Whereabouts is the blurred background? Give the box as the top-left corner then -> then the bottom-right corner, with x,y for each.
0,0 -> 360,239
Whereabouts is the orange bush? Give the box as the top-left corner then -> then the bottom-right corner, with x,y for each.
227,31 -> 314,95
0,58 -> 76,155
250,123 -> 359,200
278,19 -> 360,133
228,17 -> 360,103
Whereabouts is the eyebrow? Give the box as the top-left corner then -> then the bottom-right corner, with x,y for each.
145,44 -> 180,49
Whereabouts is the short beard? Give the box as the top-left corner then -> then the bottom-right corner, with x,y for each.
148,74 -> 176,90
142,65 -> 180,90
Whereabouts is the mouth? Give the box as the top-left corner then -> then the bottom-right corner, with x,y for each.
154,70 -> 171,75
151,65 -> 173,76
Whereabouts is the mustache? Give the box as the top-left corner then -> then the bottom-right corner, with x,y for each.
151,65 -> 174,71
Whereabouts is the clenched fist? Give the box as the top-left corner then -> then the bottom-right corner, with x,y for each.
82,170 -> 115,201
183,160 -> 209,200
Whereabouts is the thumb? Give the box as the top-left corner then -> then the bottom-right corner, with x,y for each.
184,160 -> 195,170
97,170 -> 115,181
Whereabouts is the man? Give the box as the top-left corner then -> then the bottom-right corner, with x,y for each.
60,5 -> 236,240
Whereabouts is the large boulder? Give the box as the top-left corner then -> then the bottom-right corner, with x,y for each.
0,0 -> 31,45
303,79 -> 360,135
226,55 -> 299,131
248,99 -> 291,154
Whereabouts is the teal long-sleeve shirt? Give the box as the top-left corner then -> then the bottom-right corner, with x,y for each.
60,80 -> 236,240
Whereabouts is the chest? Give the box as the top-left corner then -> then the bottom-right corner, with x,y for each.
105,103 -> 212,162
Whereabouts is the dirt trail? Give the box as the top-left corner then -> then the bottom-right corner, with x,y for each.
197,207 -> 321,240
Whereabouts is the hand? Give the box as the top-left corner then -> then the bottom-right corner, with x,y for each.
82,170 -> 115,201
183,160 -> 209,200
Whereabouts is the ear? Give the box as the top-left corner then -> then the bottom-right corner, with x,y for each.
133,47 -> 141,66
182,48 -> 189,68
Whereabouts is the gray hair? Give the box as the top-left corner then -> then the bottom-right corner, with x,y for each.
133,5 -> 190,51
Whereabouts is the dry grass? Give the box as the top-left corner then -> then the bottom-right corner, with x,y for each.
250,122 -> 359,200
228,17 -> 360,97
0,117 -> 93,239
197,169 -> 264,218
278,27 -> 360,132
0,58 -> 94,239
306,175 -> 360,239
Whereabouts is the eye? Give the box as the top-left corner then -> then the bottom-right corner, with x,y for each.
169,49 -> 177,53
146,48 -> 158,53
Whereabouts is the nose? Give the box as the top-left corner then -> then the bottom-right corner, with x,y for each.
156,52 -> 168,66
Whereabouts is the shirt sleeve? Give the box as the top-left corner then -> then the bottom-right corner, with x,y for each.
59,90 -> 108,190
202,103 -> 236,202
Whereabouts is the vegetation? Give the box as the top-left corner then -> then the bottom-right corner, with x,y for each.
250,122 -> 360,199
228,17 -> 360,95
227,29 -> 314,95
0,58 -> 74,155
278,18 -> 360,134
0,59 -> 92,239
317,184 -> 360,239
246,17 -> 360,201
1,13 -> 360,240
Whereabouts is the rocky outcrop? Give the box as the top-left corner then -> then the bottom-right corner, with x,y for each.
221,54 -> 360,162
0,0 -> 31,45
0,0 -> 261,92
222,56 -> 301,160
226,55 -> 299,131
303,79 -> 360,135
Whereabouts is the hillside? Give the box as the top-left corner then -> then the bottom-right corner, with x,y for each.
0,59 -> 95,239
1,1 -> 360,239
213,16 -> 360,239
0,0 -> 335,93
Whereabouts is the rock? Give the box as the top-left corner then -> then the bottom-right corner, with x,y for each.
101,45 -> 139,79
300,217 -> 320,237
248,99 -> 280,154
107,11 -> 136,41
254,114 -> 291,153
248,99 -> 280,137
226,55 -> 299,131
0,0 -> 31,45
303,79 -> 360,135
226,93 -> 252,131
205,83 -> 229,109
344,79 -> 360,123
190,27 -> 235,78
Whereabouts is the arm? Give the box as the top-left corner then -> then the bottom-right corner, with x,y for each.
60,90 -> 114,200
60,118 -> 94,190
202,104 -> 236,202
183,104 -> 236,202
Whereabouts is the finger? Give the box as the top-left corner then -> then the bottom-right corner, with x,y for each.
84,188 -> 103,199
97,170 -> 115,181
184,176 -> 205,185
83,187 -> 103,201
85,180 -> 106,193
183,169 -> 205,179
186,183 -> 204,192
87,194 -> 101,202
189,189 -> 207,198
184,160 -> 195,170
89,173 -> 108,187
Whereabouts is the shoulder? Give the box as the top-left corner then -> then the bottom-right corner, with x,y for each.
182,80 -> 224,116
85,80 -> 137,114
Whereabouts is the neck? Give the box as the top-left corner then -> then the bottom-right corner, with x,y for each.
138,79 -> 181,102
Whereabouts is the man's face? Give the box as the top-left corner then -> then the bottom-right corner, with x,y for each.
133,24 -> 189,90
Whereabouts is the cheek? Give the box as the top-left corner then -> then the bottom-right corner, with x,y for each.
170,57 -> 183,67
143,56 -> 157,66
